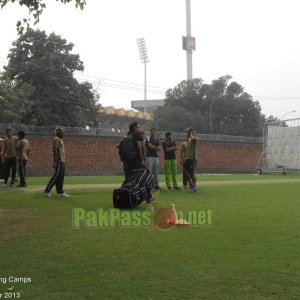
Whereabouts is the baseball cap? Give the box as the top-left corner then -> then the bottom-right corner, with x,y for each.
185,127 -> 195,133
56,128 -> 66,133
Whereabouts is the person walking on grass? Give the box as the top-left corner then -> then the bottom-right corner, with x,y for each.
162,132 -> 180,190
16,130 -> 29,187
44,128 -> 69,198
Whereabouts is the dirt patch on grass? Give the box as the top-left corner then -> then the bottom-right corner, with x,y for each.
0,208 -> 34,246
24,183 -> 118,193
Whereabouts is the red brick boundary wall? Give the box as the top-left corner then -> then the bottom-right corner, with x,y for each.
24,132 -> 263,176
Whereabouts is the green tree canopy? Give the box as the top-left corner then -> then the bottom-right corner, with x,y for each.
154,76 -> 266,137
0,0 -> 86,34
1,28 -> 101,127
0,72 -> 34,124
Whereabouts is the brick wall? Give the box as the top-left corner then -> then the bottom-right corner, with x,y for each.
25,133 -> 262,176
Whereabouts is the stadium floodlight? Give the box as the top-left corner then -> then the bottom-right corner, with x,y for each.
137,37 -> 149,113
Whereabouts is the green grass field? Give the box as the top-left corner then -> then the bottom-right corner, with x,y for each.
1,174 -> 300,299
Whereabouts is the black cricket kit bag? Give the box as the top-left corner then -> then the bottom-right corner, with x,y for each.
113,183 -> 143,209
113,169 -> 154,209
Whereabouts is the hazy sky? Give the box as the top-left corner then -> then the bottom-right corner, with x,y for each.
1,0 -> 300,120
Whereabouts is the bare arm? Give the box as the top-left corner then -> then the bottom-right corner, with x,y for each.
53,147 -> 59,162
164,146 -> 177,152
147,143 -> 161,151
3,141 -> 7,157
52,146 -> 59,168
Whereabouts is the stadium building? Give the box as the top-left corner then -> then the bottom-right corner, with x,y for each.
131,99 -> 165,113
96,106 -> 153,133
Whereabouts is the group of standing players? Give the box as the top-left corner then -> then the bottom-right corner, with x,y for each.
0,128 -> 29,188
121,122 -> 199,203
0,127 -> 68,197
1,123 -> 199,202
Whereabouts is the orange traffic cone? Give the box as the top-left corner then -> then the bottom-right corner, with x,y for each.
168,204 -> 178,225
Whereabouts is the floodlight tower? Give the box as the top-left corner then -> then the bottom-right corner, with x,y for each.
183,0 -> 195,80
137,37 -> 149,113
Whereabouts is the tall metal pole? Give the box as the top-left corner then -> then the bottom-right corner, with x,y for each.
137,37 -> 149,113
186,0 -> 193,80
144,60 -> 147,113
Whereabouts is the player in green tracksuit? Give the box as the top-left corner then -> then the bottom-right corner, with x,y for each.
162,132 -> 180,190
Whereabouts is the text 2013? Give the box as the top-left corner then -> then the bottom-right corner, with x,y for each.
0,292 -> 21,299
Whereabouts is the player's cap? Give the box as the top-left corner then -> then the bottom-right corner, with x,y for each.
185,127 -> 195,133
56,128 -> 66,133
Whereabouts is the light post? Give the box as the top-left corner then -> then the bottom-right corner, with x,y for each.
183,0 -> 195,80
137,37 -> 149,113
281,109 -> 296,127
281,110 -> 296,120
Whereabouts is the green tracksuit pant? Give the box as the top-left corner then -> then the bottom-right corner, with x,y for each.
164,159 -> 179,188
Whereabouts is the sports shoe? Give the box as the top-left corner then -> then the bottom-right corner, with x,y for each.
57,193 -> 70,197
173,186 -> 181,190
167,187 -> 172,190
44,191 -> 52,197
9,182 -> 15,187
17,184 -> 27,188
189,187 -> 197,193
0,183 -> 7,189
189,181 -> 195,189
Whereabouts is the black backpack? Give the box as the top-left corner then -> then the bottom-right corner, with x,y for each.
117,134 -> 137,161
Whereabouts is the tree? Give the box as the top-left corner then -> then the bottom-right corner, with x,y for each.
0,0 -> 86,34
2,28 -> 101,126
0,72 -> 34,124
154,76 -> 267,137
74,81 -> 102,127
154,105 -> 193,133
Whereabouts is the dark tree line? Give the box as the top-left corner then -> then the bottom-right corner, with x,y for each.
153,76 -> 270,137
0,28 -> 101,127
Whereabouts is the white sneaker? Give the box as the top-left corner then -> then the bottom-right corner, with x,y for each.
57,193 -> 69,197
44,191 -> 52,197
